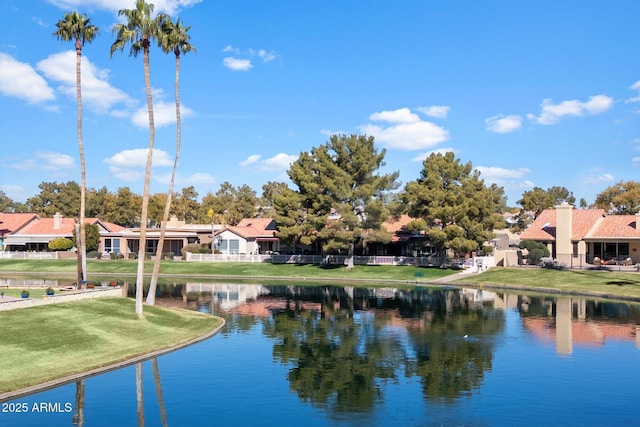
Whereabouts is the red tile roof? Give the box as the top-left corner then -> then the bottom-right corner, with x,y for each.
2,213 -> 125,236
520,209 -> 606,241
586,215 -> 640,238
0,213 -> 38,235
223,218 -> 277,239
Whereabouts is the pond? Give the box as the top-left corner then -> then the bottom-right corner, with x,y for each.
2,281 -> 640,426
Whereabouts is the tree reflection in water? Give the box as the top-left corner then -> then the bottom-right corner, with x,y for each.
222,286 -> 507,413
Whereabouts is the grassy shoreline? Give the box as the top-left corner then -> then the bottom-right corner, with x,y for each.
455,267 -> 640,301
0,259 -> 457,282
0,298 -> 224,398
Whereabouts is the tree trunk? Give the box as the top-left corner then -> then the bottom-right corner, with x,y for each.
77,39 -> 87,288
136,362 -> 144,427
136,41 -> 155,317
72,379 -> 84,426
148,52 -> 182,305
346,242 -> 354,269
152,358 -> 168,427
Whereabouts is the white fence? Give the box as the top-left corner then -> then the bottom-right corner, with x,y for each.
186,252 -> 444,267
0,251 -> 58,260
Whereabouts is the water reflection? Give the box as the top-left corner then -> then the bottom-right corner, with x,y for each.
504,294 -> 640,355
144,283 -> 506,408
5,281 -> 640,426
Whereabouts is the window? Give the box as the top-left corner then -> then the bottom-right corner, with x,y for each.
572,243 -> 578,257
593,242 -> 602,258
618,243 -> 629,257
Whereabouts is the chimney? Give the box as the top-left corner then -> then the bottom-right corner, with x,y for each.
53,212 -> 63,230
555,203 -> 573,265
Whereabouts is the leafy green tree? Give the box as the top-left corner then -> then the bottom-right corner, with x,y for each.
173,186 -> 200,222
149,16 -> 195,305
72,223 -> 100,252
278,134 -> 399,265
402,152 -> 504,257
518,186 -> 575,218
111,0 -> 166,316
201,182 -> 258,225
49,237 -> 74,251
86,186 -> 110,219
0,190 -> 15,212
593,180 -> 640,214
27,181 -> 81,217
260,181 -> 290,216
104,187 -> 142,226
54,10 -> 98,289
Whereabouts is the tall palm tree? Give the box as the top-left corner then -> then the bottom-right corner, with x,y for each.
53,11 -> 98,290
111,0 -> 166,316
147,17 -> 195,305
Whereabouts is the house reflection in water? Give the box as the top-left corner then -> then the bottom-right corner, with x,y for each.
506,295 -> 640,355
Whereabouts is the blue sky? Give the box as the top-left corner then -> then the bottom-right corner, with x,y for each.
1,0 -> 639,207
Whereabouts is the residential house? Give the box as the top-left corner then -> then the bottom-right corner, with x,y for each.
520,203 -> 640,266
113,215 -> 216,258
0,213 -> 38,251
213,218 -> 279,255
0,212 -> 124,252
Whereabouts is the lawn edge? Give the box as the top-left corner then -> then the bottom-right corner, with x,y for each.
0,307 -> 225,402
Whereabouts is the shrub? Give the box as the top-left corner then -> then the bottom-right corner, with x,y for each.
481,245 -> 494,255
162,252 -> 174,260
181,243 -> 211,258
518,240 -> 550,264
86,250 -> 99,259
48,237 -> 74,251
528,248 -> 546,265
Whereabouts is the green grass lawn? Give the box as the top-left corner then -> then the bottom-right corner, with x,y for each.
0,288 -> 55,299
0,298 -> 222,395
0,259 -> 456,282
456,267 -> 640,300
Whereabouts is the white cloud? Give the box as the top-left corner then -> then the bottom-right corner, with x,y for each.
416,105 -> 450,119
258,50 -> 276,62
0,53 -> 55,104
485,114 -> 522,134
11,151 -> 75,171
369,108 -> 420,123
239,154 -> 261,167
410,147 -> 459,162
130,100 -> 193,128
581,173 -> 615,184
36,51 -> 133,114
633,157 -> 640,165
104,148 -> 173,181
46,0 -> 202,15
155,171 -> 214,186
360,108 -> 449,151
0,184 -> 26,203
223,57 -> 252,71
527,95 -> 614,125
626,80 -> 640,103
476,166 -> 531,182
240,153 -> 298,172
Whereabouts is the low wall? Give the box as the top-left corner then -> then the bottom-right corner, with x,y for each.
0,287 -> 123,312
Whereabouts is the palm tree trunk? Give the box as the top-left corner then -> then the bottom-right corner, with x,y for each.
148,52 -> 182,305
135,41 -> 155,317
152,358 -> 168,427
136,362 -> 144,427
76,38 -> 88,288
